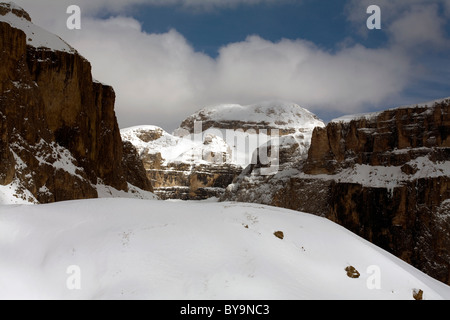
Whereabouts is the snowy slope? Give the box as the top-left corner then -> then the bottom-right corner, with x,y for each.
0,2 -> 76,53
0,178 -> 157,204
95,181 -> 158,201
0,198 -> 449,300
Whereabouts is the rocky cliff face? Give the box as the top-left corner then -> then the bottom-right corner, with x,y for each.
305,99 -> 450,174
223,98 -> 450,285
0,3 -> 152,203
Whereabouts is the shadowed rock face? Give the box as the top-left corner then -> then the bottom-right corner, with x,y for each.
122,140 -> 154,192
0,111 -> 15,186
0,4 -> 152,203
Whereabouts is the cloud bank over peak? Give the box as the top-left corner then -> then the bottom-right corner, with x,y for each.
54,16 -> 411,129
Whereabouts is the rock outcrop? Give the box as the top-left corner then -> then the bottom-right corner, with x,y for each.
0,3 -> 152,203
223,98 -> 450,285
122,140 -> 159,193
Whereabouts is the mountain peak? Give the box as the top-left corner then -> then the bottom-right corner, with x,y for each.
0,1 -> 75,53
178,101 -> 325,134
0,2 -> 31,22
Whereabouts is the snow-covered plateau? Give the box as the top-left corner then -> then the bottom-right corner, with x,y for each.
0,198 -> 449,300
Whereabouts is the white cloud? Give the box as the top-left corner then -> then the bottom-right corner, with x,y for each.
50,16 -> 411,130
213,37 -> 410,108
10,0 -> 448,131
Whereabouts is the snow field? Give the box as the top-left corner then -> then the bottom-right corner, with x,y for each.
0,198 -> 449,300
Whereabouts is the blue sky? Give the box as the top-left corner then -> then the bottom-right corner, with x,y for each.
15,0 -> 450,130
133,1 -> 355,57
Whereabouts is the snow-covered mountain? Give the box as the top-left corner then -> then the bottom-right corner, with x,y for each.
122,102 -> 325,200
121,125 -> 242,200
0,2 -> 155,204
1,198 -> 449,300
